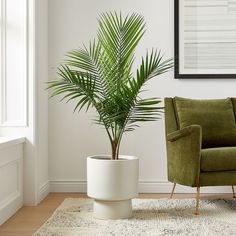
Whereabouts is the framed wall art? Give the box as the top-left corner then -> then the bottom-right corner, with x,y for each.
175,0 -> 236,78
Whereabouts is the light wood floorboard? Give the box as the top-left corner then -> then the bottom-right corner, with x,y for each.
0,193 -> 233,236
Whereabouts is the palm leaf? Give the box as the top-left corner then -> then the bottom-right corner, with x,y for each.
47,12 -> 173,160
98,12 -> 146,95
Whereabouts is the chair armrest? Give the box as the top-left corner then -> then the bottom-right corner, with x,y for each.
166,125 -> 202,187
167,125 -> 199,142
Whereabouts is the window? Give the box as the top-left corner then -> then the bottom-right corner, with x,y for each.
0,0 -> 27,126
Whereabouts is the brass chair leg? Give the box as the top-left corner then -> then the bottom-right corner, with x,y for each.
195,186 -> 200,215
232,185 -> 236,198
170,183 -> 176,199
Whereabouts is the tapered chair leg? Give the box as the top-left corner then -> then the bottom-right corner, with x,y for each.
170,183 -> 176,199
232,186 -> 236,198
195,186 -> 200,215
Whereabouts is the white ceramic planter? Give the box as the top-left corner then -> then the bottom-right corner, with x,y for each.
87,155 -> 139,219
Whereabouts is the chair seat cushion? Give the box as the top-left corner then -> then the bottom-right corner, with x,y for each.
201,147 -> 236,172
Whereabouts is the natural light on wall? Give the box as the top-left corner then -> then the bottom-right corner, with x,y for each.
0,0 -> 28,126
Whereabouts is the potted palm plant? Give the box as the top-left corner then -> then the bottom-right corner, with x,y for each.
48,12 -> 173,219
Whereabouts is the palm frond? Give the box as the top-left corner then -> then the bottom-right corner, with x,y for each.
125,98 -> 163,132
98,12 -> 146,95
48,66 -> 101,111
102,50 -> 173,134
47,11 -> 173,159
65,41 -> 109,99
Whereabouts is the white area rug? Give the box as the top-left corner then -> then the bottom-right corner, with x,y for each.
33,198 -> 236,236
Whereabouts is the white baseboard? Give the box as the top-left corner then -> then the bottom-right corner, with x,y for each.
38,180 -> 50,203
50,180 -> 233,194
138,181 -> 234,193
0,193 -> 23,225
50,180 -> 87,192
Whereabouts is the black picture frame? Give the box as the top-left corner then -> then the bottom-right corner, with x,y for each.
174,0 -> 236,79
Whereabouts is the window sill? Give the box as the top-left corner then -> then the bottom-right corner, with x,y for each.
0,137 -> 25,150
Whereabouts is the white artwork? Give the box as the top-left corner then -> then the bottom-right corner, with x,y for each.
176,0 -> 236,78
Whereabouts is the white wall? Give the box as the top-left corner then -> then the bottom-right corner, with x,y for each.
35,0 -> 49,202
48,0 -> 236,193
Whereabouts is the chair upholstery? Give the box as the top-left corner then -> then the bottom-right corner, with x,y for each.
165,97 -> 236,188
201,147 -> 236,172
174,97 -> 236,148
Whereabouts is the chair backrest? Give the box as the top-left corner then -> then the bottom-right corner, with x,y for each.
232,98 -> 236,119
164,97 -> 236,148
164,97 -> 178,135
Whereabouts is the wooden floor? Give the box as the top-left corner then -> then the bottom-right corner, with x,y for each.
0,193 -> 233,236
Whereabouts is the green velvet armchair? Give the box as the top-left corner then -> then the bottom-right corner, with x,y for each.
165,97 -> 236,214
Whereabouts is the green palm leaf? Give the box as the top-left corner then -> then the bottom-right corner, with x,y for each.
48,11 -> 173,160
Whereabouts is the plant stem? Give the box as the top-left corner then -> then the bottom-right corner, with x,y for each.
111,141 -> 118,160
110,131 -> 124,160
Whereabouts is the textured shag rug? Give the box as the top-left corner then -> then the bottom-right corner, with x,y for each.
33,198 -> 236,236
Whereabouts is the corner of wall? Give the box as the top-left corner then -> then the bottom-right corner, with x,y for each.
38,180 -> 50,203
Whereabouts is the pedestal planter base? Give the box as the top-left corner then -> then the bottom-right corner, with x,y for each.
93,199 -> 132,219
87,155 -> 139,219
